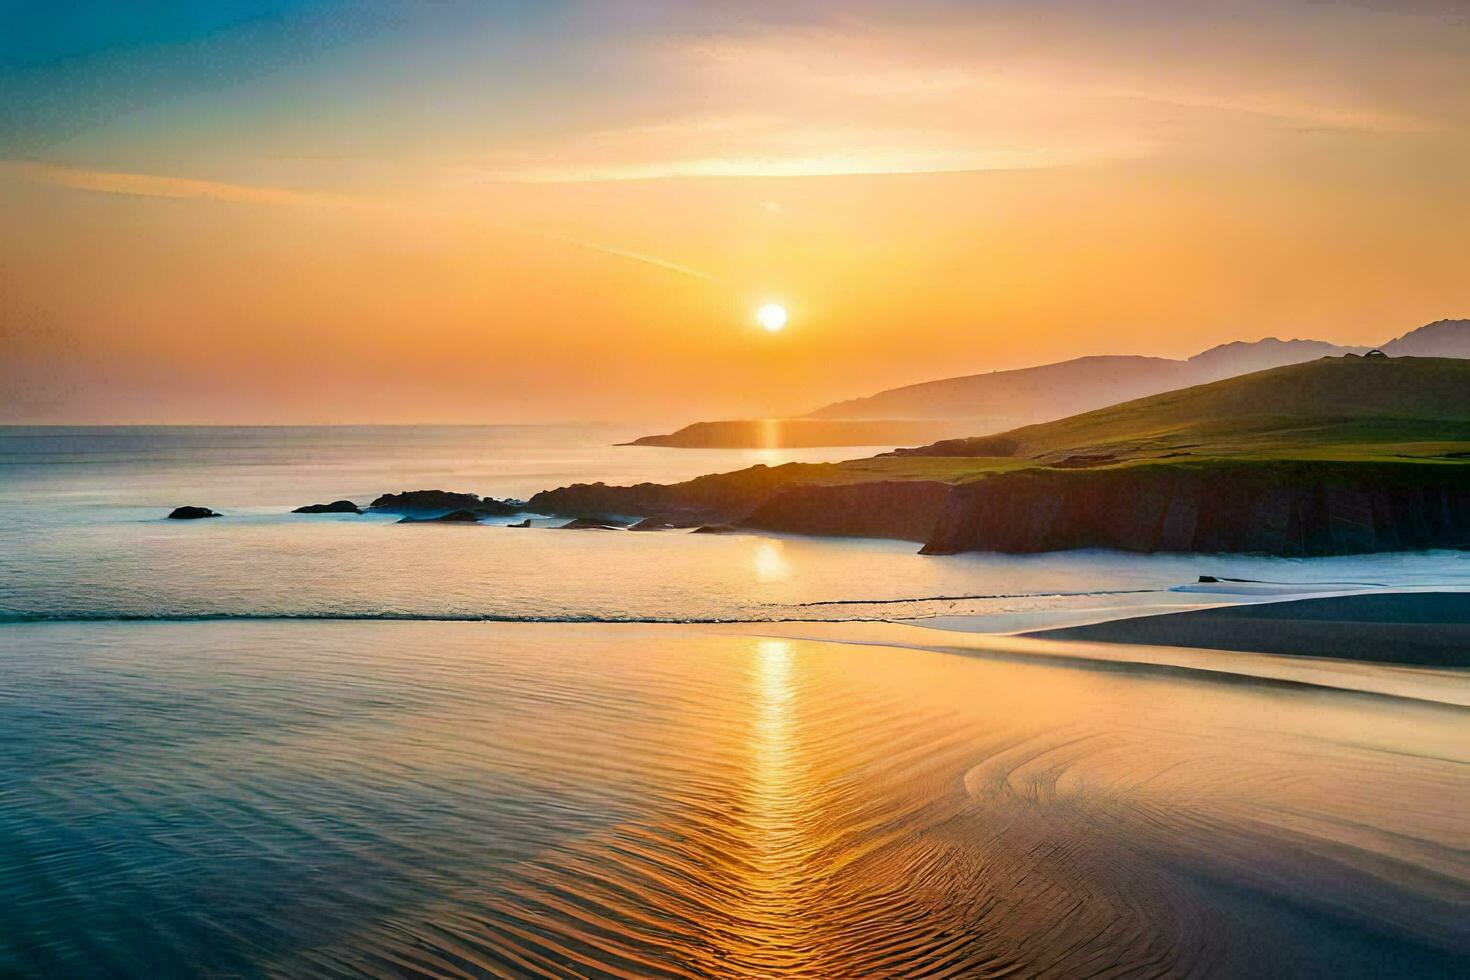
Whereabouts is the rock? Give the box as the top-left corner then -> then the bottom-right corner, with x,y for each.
398,509 -> 482,524
472,498 -> 522,517
508,518 -> 533,528
292,500 -> 361,514
527,462 -> 825,525
742,481 -> 952,542
920,463 -> 1470,557
1198,575 -> 1220,583
167,506 -> 220,520
558,517 -> 627,530
369,490 -> 520,516
628,517 -> 675,531
691,524 -> 741,534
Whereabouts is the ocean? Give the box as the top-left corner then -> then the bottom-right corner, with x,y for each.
4,425 -> 1467,624
3,425 -> 1468,976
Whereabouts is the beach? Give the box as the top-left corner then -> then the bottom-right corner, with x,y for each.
1025,590 -> 1470,667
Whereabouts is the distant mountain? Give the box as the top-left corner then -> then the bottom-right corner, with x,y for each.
808,355 -> 1190,425
806,320 -> 1465,423
1381,319 -> 1470,358
623,418 -> 980,449
1184,337 -> 1363,381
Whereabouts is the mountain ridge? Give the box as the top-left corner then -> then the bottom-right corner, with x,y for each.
806,319 -> 1467,422
631,319 -> 1468,449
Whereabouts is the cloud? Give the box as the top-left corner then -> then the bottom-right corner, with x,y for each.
3,159 -> 719,287
0,160 -> 369,208
539,234 -> 718,283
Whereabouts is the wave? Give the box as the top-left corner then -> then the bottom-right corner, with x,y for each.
0,609 -> 929,625
0,587 -> 1180,625
793,587 -> 1161,607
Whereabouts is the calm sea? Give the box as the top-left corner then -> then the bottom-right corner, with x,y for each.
4,425 -> 1467,624
3,426 -> 1468,976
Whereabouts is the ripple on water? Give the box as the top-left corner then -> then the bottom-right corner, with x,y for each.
1,621 -> 1466,978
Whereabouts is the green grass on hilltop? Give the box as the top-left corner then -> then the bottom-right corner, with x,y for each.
898,356 -> 1470,469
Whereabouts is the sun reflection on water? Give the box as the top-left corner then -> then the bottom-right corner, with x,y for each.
753,539 -> 791,583
737,638 -> 820,968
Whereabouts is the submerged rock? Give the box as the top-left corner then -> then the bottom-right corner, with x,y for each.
558,517 -> 628,530
167,506 -> 220,520
369,490 -> 520,516
292,499 -> 361,514
397,509 -> 482,524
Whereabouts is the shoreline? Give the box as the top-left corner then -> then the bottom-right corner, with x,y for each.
7,591 -> 1468,707
1019,590 -> 1470,668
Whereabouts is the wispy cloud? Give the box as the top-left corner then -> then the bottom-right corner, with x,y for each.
0,160 -> 369,208
539,233 -> 718,282
3,159 -> 720,285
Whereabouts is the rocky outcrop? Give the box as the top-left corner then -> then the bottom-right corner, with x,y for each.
398,509 -> 483,524
559,517 -> 627,530
920,463 -> 1470,556
527,462 -> 836,524
293,500 -> 361,514
369,490 -> 520,516
742,480 -> 953,542
168,506 -> 220,520
628,517 -> 677,531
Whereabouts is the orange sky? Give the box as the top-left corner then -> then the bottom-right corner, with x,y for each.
2,1 -> 1467,424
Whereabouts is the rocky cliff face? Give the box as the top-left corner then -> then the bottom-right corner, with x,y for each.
526,463 -> 830,524
920,464 -> 1470,556
742,481 -> 952,542
526,458 -> 1470,557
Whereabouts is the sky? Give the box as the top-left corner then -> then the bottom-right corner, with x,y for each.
1,0 -> 1467,424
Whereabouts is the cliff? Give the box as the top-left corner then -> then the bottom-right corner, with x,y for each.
526,461 -> 842,524
742,480 -> 952,542
528,358 -> 1470,557
920,462 -> 1470,556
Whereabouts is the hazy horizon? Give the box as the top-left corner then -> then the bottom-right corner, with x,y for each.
4,1 -> 1468,424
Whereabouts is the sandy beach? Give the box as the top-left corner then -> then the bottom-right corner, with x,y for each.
1024,590 -> 1470,667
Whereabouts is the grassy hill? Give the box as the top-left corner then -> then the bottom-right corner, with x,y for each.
903,356 -> 1470,465
531,356 -> 1470,555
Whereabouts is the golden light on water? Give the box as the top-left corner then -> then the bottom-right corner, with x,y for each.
737,638 -> 820,967
751,639 -> 797,837
756,303 -> 788,332
753,540 -> 791,583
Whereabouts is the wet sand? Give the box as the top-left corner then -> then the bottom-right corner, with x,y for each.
1024,590 -> 1470,666
3,619 -> 1467,977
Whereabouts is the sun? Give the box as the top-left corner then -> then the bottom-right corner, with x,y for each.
756,303 -> 788,332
